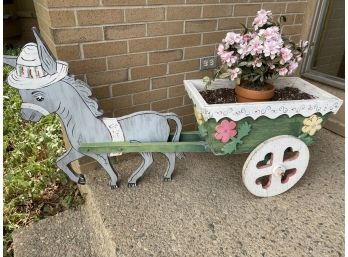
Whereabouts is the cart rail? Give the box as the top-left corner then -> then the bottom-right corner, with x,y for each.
79,131 -> 210,154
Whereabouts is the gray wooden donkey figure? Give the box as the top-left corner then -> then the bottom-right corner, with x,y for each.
3,27 -> 183,189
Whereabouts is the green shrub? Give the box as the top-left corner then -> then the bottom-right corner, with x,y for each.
3,55 -> 83,257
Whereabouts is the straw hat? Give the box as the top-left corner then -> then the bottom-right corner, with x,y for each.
7,42 -> 68,89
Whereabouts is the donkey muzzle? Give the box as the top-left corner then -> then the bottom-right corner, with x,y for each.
20,103 -> 49,122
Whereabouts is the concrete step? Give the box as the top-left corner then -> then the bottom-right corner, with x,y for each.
13,205 -> 113,257
14,129 -> 344,257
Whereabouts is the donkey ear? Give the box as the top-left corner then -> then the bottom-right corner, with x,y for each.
3,55 -> 17,68
32,27 -> 57,75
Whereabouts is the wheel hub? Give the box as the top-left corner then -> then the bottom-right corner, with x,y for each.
273,164 -> 286,177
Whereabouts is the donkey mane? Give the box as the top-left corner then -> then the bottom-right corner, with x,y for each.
62,76 -> 103,117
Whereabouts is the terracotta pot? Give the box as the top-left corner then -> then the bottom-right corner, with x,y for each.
235,82 -> 275,102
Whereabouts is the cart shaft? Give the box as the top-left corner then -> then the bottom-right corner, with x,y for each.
79,131 -> 210,154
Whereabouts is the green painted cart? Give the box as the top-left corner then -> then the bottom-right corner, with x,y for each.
80,77 -> 342,197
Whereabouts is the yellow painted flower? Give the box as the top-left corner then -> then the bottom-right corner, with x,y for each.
194,107 -> 204,125
302,115 -> 323,136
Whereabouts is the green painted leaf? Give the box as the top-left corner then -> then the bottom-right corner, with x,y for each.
222,121 -> 251,154
198,124 -> 208,137
222,138 -> 238,154
298,133 -> 314,145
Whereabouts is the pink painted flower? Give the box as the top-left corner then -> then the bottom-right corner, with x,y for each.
288,61 -> 299,74
215,120 -> 237,143
280,47 -> 293,64
224,32 -> 242,46
229,67 -> 240,80
277,67 -> 288,76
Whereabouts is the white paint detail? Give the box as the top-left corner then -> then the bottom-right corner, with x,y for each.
184,77 -> 343,121
21,103 -> 50,116
102,118 -> 125,156
242,135 -> 310,197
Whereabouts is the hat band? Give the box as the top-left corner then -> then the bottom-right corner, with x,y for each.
16,65 -> 46,79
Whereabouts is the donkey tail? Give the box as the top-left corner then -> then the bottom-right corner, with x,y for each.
164,113 -> 185,159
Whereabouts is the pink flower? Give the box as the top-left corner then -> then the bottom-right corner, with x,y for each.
242,33 -> 253,43
229,67 -> 240,80
252,58 -> 262,67
224,32 -> 242,46
277,67 -> 288,76
248,36 -> 263,55
268,63 -> 275,69
280,47 -> 293,64
217,43 -> 225,56
252,9 -> 272,30
263,39 -> 282,59
220,51 -> 238,66
215,120 -> 237,143
259,26 -> 281,41
288,61 -> 299,74
237,42 -> 249,58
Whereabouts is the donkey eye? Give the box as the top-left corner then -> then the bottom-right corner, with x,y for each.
36,95 -> 44,102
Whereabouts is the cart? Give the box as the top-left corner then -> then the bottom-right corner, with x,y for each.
79,77 -> 342,197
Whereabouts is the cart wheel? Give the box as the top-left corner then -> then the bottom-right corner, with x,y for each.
242,135 -> 309,197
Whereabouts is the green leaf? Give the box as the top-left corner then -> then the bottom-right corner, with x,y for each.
219,72 -> 231,79
239,61 -> 248,67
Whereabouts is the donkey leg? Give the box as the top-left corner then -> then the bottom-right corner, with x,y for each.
163,153 -> 176,182
57,148 -> 86,184
128,152 -> 153,187
86,153 -> 119,189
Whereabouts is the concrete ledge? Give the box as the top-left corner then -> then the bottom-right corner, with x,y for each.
13,206 -> 112,257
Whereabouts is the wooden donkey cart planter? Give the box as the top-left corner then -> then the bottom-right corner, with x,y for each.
4,28 -> 343,197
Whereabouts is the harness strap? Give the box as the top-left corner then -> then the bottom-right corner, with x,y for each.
102,118 -> 125,156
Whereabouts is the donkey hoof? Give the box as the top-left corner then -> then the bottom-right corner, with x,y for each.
128,182 -> 137,188
108,181 -> 119,189
164,177 -> 172,182
78,174 -> 86,185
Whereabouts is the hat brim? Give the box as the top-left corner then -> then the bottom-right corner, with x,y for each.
7,61 -> 68,89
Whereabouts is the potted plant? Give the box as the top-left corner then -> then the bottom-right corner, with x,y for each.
203,9 -> 309,102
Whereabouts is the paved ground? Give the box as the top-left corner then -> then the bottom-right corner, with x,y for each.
14,129 -> 344,257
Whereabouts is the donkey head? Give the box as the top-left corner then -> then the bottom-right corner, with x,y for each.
4,27 -> 68,122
